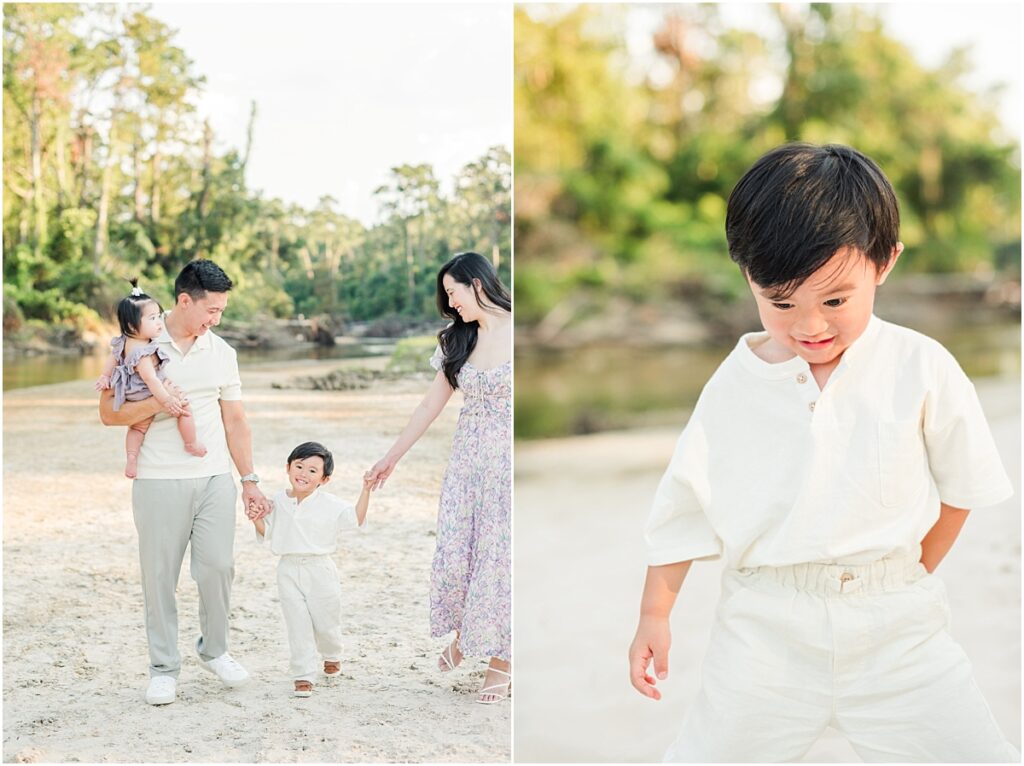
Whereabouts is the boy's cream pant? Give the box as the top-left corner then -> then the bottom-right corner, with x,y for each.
277,554 -> 344,683
665,554 -> 1019,763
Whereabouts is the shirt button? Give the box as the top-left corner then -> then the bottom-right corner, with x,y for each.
796,373 -> 808,384
808,402 -> 816,412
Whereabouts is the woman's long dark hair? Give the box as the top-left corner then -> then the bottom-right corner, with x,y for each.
435,252 -> 511,390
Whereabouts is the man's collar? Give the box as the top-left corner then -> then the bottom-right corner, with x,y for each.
157,310 -> 212,353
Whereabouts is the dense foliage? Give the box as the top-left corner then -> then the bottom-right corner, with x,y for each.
3,4 -> 510,336
514,5 -> 1021,327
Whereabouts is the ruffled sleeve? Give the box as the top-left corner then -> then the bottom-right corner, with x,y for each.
110,335 -> 126,359
123,341 -> 171,375
429,344 -> 444,372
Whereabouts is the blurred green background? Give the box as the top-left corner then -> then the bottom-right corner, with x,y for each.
514,3 -> 1021,439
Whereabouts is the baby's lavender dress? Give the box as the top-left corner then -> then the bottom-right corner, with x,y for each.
109,335 -> 171,411
429,347 -> 511,661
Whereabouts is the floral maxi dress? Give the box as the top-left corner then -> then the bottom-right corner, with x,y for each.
429,348 -> 511,661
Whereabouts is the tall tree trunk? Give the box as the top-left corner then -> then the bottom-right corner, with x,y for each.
404,218 -> 415,311
55,122 -> 70,211
30,93 -> 46,258
240,100 -> 256,183
132,139 -> 145,222
94,149 -> 113,273
150,147 -> 162,224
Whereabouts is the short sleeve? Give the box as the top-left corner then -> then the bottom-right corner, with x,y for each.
219,343 -> 242,401
335,500 -> 365,532
429,344 -> 444,372
644,413 -> 722,566
923,354 -> 1013,509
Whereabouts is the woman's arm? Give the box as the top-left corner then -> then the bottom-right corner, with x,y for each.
366,371 -> 455,489
919,502 -> 971,573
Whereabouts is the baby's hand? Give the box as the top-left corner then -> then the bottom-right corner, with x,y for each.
158,395 -> 186,417
362,475 -> 376,492
94,375 -> 111,392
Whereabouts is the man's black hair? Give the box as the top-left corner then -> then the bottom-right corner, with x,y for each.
287,441 -> 334,478
725,143 -> 900,299
174,259 -> 233,302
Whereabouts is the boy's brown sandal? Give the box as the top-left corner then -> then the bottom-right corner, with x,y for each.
323,661 -> 341,676
293,680 -> 313,697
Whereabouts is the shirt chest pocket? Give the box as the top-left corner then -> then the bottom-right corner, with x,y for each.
877,419 -> 927,508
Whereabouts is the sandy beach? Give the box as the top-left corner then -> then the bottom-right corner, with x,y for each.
3,356 -> 510,763
513,376 -> 1021,762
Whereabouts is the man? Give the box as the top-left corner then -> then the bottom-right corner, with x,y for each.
100,259 -> 271,705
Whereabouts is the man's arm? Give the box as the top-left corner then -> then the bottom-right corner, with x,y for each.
220,399 -> 269,517
98,387 -> 164,426
919,502 -> 971,573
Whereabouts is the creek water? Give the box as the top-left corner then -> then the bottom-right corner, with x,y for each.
2,340 -> 395,391
516,320 -> 1020,439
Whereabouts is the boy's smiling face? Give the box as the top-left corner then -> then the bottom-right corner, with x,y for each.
287,455 -> 331,499
748,244 -> 901,372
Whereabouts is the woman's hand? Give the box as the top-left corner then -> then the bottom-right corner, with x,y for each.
365,455 -> 399,490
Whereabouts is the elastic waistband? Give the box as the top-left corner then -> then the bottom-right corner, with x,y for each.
735,553 -> 926,596
279,553 -> 334,563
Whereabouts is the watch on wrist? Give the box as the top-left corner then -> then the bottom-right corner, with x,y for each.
240,473 -> 260,484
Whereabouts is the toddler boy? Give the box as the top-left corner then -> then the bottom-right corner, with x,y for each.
628,144 -> 1016,762
253,441 -> 372,697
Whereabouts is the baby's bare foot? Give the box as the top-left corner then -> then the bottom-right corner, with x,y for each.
184,442 -> 207,458
125,454 -> 138,479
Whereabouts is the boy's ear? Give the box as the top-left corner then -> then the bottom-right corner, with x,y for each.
876,242 -> 904,286
320,474 -> 331,486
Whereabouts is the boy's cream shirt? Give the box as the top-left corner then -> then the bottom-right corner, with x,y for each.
645,315 -> 1014,570
135,320 -> 241,480
257,487 -> 364,556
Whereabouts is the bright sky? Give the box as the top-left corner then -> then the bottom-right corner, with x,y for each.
149,4 -> 512,226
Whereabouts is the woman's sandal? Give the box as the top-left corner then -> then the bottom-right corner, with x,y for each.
475,668 -> 511,704
293,680 -> 313,697
438,639 -> 462,673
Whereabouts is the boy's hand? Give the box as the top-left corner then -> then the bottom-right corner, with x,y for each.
94,375 -> 111,392
246,491 -> 272,521
628,615 -> 672,700
362,475 -> 376,492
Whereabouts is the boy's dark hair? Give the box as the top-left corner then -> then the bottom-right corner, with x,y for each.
287,441 -> 334,478
725,143 -> 900,299
174,259 -> 233,302
117,277 -> 163,338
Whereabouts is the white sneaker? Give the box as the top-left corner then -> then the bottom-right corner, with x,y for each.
197,652 -> 249,688
145,675 -> 176,705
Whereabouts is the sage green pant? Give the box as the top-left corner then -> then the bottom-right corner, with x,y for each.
132,474 -> 237,678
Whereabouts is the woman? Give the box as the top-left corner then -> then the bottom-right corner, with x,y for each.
366,251 -> 512,703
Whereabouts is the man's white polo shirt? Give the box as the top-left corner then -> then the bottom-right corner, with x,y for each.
136,320 -> 241,480
257,488 -> 365,556
645,315 -> 1014,570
